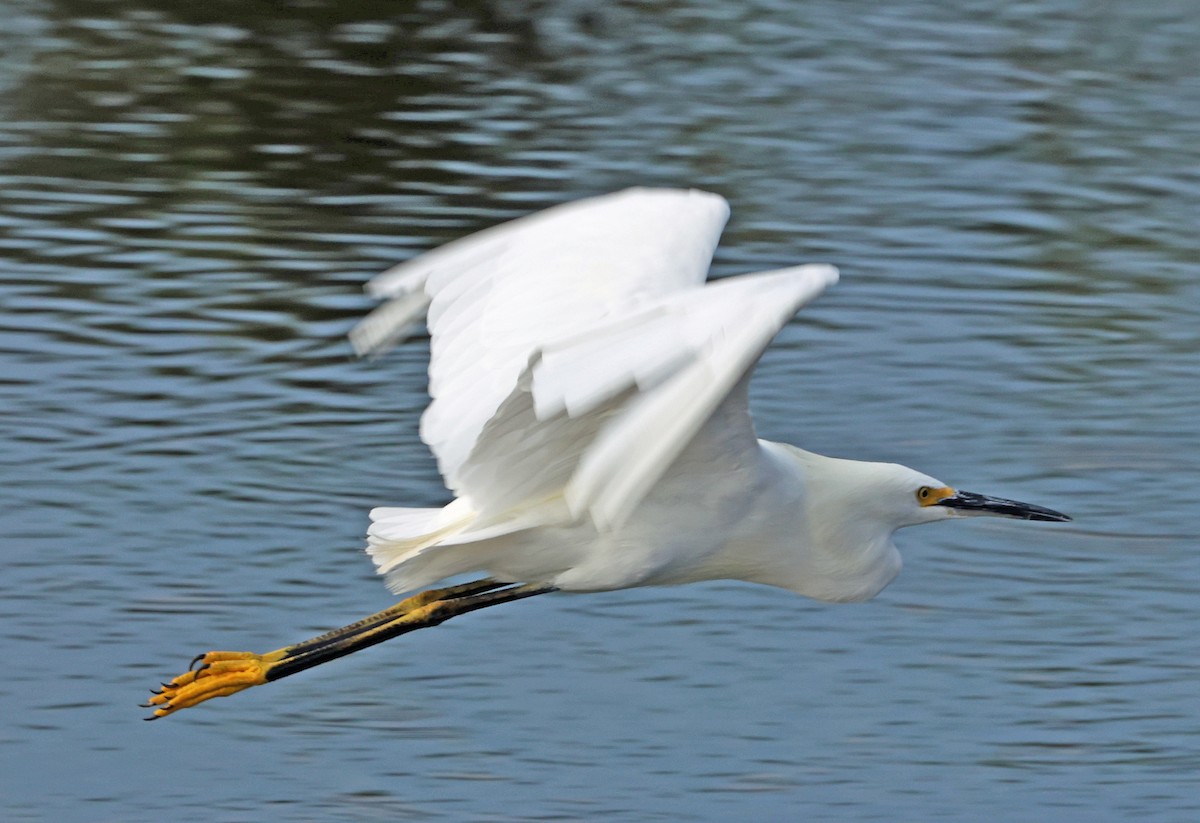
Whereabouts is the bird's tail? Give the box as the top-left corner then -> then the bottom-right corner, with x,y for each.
367,498 -> 542,593
365,501 -> 479,591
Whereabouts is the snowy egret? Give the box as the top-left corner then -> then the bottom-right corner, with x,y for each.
145,188 -> 1069,719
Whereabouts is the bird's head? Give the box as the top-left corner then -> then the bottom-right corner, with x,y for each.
767,446 -> 1071,602
782,449 -> 1071,532
856,462 -> 1072,530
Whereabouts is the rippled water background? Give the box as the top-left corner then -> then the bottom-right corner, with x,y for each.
2,1 -> 1197,820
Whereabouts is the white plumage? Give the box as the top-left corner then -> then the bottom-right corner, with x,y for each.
351,187 -> 1068,600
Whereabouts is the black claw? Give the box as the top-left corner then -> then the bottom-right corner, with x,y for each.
189,654 -> 206,670
149,687 -> 163,695
143,714 -> 159,721
160,682 -> 175,690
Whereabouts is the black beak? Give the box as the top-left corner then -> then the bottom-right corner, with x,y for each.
937,490 -> 1071,522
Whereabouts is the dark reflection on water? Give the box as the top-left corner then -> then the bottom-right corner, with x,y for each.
1,1 -> 1197,820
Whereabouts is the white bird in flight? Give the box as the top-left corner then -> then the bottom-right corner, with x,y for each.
146,188 -> 1069,718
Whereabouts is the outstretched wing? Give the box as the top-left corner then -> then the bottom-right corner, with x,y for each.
350,188 -> 838,528
352,188 -> 729,491
461,266 -> 838,529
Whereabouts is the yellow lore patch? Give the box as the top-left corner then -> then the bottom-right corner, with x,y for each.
916,485 -> 956,506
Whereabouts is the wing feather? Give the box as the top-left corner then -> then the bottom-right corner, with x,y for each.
450,265 -> 838,529
350,188 -> 731,501
351,189 -> 839,531
560,266 -> 837,528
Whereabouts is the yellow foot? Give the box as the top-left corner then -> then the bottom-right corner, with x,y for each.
143,650 -> 285,719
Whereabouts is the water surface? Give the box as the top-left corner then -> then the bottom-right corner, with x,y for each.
2,1 -> 1198,820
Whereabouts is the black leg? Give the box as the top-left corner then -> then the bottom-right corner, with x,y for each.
144,578 -> 556,719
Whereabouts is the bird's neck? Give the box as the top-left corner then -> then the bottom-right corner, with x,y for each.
751,442 -> 904,603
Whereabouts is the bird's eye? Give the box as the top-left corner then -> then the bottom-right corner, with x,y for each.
916,486 -> 932,501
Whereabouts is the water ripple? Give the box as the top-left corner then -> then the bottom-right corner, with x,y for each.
1,1 -> 1197,820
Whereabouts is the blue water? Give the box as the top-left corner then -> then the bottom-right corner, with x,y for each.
2,1 -> 1198,820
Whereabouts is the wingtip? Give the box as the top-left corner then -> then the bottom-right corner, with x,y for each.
752,263 -> 839,294
807,263 -> 840,285
792,263 -> 840,294
347,290 -> 432,357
